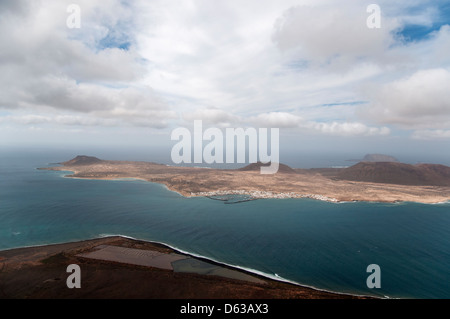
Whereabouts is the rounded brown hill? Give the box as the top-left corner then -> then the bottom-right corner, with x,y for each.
337,162 -> 450,186
62,155 -> 102,166
238,162 -> 296,173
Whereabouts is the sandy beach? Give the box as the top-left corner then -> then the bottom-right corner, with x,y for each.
0,236 -> 369,299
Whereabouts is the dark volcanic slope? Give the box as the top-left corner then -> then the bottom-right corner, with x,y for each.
0,237 -> 363,299
336,162 -> 450,186
62,155 -> 102,166
238,162 -> 297,173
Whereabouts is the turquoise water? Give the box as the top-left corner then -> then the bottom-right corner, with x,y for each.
1,153 -> 449,298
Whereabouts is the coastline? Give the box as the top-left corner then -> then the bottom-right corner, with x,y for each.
0,235 -> 372,299
135,236 -> 378,299
38,158 -> 450,204
50,169 -> 450,205
191,190 -> 339,202
18,159 -> 446,299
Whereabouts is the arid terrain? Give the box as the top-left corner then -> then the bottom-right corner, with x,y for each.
39,156 -> 450,203
0,236 -> 366,299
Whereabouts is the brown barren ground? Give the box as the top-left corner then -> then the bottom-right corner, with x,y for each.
40,157 -> 450,203
0,236 -> 367,299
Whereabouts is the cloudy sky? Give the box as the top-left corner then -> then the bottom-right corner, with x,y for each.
1,0 -> 449,165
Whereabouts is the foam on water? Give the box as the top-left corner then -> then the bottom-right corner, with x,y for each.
95,234 -> 376,298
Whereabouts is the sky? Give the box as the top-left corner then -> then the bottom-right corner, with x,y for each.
0,0 -> 449,166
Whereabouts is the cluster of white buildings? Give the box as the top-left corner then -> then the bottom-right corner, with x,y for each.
190,190 -> 339,203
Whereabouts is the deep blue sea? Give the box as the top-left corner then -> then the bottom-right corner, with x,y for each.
1,151 -> 449,299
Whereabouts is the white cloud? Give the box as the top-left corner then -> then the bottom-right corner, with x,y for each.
412,130 -> 450,140
182,108 -> 241,127
1,113 -> 162,128
272,3 -> 401,69
363,68 -> 450,129
0,0 -> 174,129
244,111 -> 390,136
250,112 -> 303,128
1,114 -> 118,127
308,121 -> 390,136
0,0 -> 448,149
428,25 -> 450,66
179,110 -> 389,137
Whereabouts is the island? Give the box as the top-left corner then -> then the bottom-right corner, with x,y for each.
39,155 -> 450,204
347,153 -> 399,163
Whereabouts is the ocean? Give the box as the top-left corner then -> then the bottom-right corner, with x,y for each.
0,151 -> 449,299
